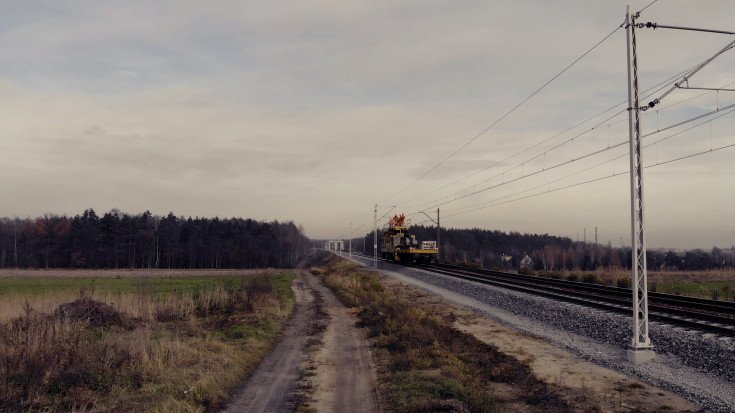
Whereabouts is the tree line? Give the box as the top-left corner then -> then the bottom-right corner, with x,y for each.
356,225 -> 735,271
0,209 -> 309,269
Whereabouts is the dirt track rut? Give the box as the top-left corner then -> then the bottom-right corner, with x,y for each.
220,275 -> 314,413
304,275 -> 379,412
221,271 -> 377,413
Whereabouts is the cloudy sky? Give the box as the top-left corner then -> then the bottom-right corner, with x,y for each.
1,0 -> 734,249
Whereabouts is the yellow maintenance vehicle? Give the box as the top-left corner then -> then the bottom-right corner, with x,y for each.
381,214 -> 438,264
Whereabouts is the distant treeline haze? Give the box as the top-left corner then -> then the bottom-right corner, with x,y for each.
363,225 -> 735,271
0,209 -> 309,269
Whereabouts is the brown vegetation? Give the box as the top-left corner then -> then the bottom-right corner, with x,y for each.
0,274 -> 294,412
316,255 -> 570,412
536,267 -> 735,299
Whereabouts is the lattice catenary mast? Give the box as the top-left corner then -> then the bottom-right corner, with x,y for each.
625,6 -> 655,363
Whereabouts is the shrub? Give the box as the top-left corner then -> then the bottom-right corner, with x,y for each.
519,266 -> 534,276
550,272 -> 563,280
581,274 -> 599,284
616,277 -> 631,289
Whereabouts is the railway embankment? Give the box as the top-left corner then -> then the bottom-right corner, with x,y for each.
345,253 -> 735,412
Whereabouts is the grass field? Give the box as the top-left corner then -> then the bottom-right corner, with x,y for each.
652,281 -> 735,300
0,269 -> 294,412
0,269 -> 280,322
535,268 -> 735,300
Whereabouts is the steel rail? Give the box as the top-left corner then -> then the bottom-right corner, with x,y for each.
433,263 -> 735,314
346,252 -> 735,335
427,263 -> 735,336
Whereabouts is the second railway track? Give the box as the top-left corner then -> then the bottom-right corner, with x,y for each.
346,251 -> 735,336
425,262 -> 735,336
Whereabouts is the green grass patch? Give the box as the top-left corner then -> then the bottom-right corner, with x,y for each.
0,275 -> 250,298
654,281 -> 735,300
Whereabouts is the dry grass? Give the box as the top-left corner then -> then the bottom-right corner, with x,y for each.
537,268 -> 735,284
0,268 -> 279,279
535,268 -> 735,299
0,273 -> 295,412
0,285 -> 235,323
317,255 -> 570,412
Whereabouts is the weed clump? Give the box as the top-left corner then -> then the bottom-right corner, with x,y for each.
55,297 -> 130,328
616,277 -> 631,288
581,273 -> 599,284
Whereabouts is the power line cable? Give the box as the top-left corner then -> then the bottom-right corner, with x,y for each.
400,59 -> 710,208
436,105 -> 735,218
380,22 -> 625,204
413,103 -> 735,214
639,0 -> 659,14
437,138 -> 735,223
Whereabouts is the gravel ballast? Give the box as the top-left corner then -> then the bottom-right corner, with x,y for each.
347,255 -> 735,412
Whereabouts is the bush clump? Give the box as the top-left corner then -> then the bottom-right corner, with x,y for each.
581,273 -> 599,284
55,297 -> 130,328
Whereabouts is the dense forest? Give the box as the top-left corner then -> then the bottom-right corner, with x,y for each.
0,209 -> 309,269
4,209 -> 731,272
356,225 -> 735,271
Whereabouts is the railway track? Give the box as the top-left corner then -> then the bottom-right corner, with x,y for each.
425,262 -> 735,337
344,251 -> 735,336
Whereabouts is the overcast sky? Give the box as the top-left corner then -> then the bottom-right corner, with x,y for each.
1,0 -> 734,249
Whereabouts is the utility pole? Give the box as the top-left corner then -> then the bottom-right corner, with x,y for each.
373,204 -> 378,266
437,208 -> 441,263
626,6 -> 654,363
349,223 -> 352,260
621,6 -> 735,362
420,209 -> 442,263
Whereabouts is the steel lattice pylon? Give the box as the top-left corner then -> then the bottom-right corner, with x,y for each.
626,7 -> 654,362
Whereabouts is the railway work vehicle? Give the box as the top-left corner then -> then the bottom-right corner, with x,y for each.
381,214 -> 439,264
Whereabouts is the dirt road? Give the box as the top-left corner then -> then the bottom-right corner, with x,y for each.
301,275 -> 379,412
221,271 -> 377,413
220,274 -> 316,413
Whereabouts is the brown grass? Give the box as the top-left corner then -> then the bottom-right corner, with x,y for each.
0,286 -> 236,323
0,268 -> 279,279
317,255 -> 570,412
537,268 -> 735,286
0,273 -> 294,412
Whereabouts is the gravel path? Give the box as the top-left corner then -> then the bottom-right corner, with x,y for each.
348,255 -> 735,412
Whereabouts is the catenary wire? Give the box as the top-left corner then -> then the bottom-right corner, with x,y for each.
412,104 -> 735,214
399,59 -> 712,208
379,22 -> 625,204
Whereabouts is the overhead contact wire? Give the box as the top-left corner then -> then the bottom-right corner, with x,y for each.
380,23 -> 624,204
415,104 -> 735,213
403,59 -> 709,209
